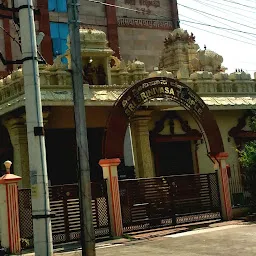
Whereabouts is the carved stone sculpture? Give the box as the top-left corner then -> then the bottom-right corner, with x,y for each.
96,64 -> 106,85
191,49 -> 223,73
83,63 -> 95,85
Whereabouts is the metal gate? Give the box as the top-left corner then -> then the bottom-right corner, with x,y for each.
18,180 -> 110,249
119,173 -> 222,232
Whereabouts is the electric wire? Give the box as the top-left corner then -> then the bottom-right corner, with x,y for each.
240,0 -> 256,3
179,14 -> 256,43
179,18 -> 256,37
11,0 -> 21,44
179,2 -> 256,42
178,3 -> 256,31
183,22 -> 256,47
202,0 -> 256,14
0,25 -> 48,65
43,0 -> 256,86
88,0 -> 147,13
0,2 -> 47,68
81,17 -> 256,39
0,25 -> 21,51
180,18 -> 255,49
219,0 -> 256,10
86,0 -> 256,46
191,0 -> 256,25
179,17 -> 255,44
87,0 -> 256,36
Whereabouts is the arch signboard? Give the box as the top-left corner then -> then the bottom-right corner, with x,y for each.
103,77 -> 224,158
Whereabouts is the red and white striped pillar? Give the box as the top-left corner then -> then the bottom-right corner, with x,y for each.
99,158 -> 123,237
214,153 -> 233,220
0,161 -> 22,254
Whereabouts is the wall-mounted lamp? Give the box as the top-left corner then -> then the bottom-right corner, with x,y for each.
4,160 -> 12,174
89,57 -> 93,63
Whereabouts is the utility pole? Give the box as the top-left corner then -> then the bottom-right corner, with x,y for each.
17,0 -> 53,255
67,1 -> 96,255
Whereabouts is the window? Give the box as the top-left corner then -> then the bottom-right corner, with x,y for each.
48,0 -> 67,12
50,22 -> 69,57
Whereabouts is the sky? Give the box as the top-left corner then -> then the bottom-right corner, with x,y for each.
177,0 -> 256,78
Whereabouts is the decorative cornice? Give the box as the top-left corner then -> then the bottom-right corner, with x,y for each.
0,64 -> 255,117
0,89 -> 255,116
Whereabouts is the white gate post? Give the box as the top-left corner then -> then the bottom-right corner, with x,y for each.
214,153 -> 233,220
99,158 -> 123,237
0,161 -> 22,254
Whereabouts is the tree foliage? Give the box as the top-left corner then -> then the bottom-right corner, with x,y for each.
248,110 -> 256,132
239,111 -> 256,210
239,141 -> 256,168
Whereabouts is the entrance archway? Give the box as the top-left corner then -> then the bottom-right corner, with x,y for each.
103,77 -> 224,159
100,77 -> 232,222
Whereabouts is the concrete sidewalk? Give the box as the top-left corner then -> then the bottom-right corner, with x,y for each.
22,220 -> 249,256
97,223 -> 256,256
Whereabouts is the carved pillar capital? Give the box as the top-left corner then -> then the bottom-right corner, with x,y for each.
3,116 -> 26,128
3,116 -> 27,145
130,110 -> 153,135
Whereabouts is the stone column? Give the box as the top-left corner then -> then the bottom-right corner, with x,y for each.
99,158 -> 123,237
3,111 -> 50,188
3,116 -> 29,188
130,110 -> 155,178
214,152 -> 233,220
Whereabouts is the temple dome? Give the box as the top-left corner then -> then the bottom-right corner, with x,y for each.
164,28 -> 196,46
67,28 -> 108,50
128,59 -> 146,71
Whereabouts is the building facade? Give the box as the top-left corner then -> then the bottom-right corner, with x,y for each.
0,27 -> 255,210
0,0 -> 179,78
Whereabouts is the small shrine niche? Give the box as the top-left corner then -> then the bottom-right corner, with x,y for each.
66,28 -> 114,85
82,57 -> 107,85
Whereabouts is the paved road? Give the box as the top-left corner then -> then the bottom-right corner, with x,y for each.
94,224 -> 256,256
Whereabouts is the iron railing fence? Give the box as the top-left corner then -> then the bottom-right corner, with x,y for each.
119,172 -> 222,233
229,170 -> 253,208
18,180 -> 110,249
